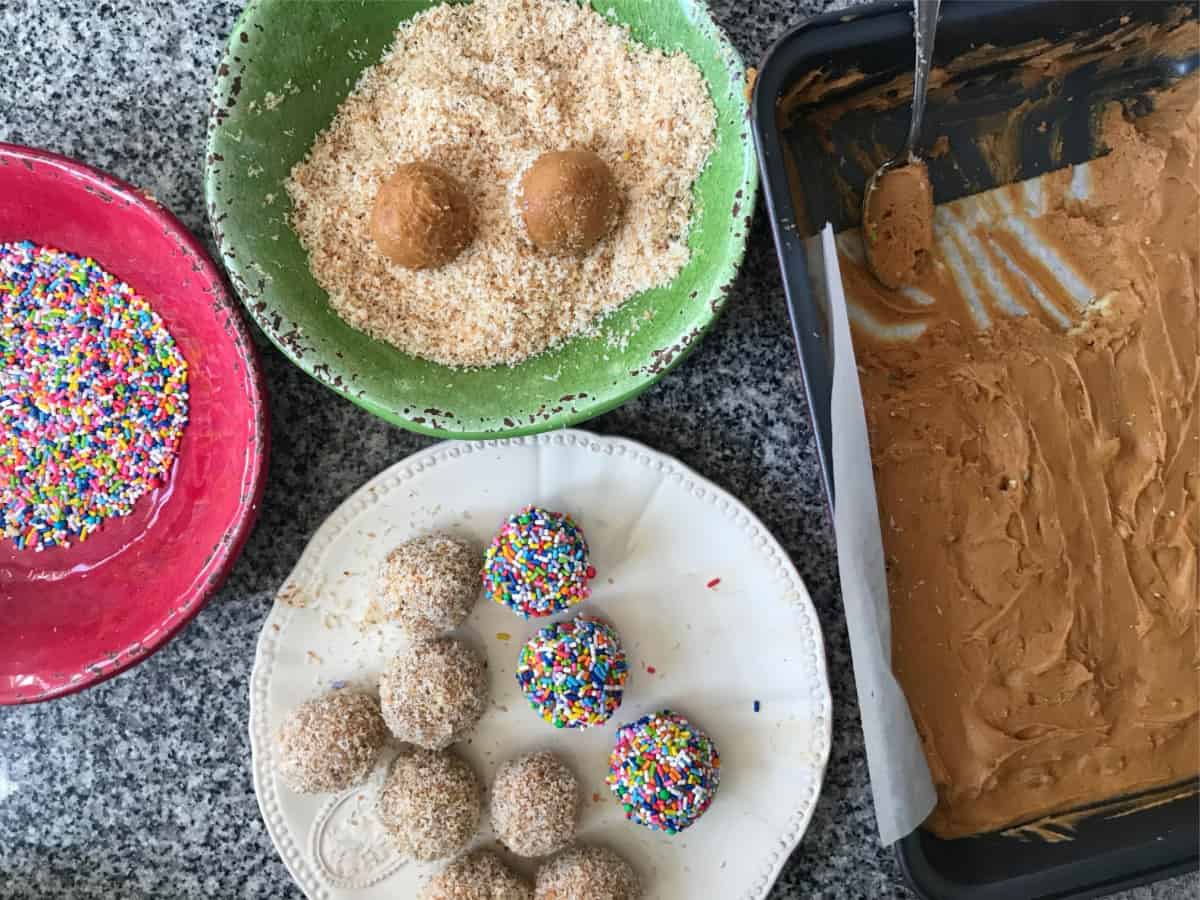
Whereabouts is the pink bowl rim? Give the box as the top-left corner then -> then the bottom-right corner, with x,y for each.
0,141 -> 270,706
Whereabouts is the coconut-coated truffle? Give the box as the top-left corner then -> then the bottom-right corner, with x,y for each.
421,850 -> 533,900
379,637 -> 489,749
491,751 -> 579,857
378,748 -> 482,861
376,532 -> 480,638
277,690 -> 387,793
535,845 -> 641,900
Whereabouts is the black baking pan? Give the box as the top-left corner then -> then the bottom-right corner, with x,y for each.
751,1 -> 1200,898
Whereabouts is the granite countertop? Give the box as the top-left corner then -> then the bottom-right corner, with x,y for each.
0,1 -> 1194,898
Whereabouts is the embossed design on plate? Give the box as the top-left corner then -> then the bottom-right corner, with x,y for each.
309,764 -> 406,889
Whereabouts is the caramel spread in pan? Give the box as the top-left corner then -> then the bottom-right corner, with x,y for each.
780,9 -> 1199,230
845,79 -> 1200,837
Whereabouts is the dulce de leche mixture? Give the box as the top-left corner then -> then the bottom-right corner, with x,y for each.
861,160 -> 935,290
846,80 -> 1200,837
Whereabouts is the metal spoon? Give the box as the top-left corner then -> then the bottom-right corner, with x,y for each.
862,0 -> 941,287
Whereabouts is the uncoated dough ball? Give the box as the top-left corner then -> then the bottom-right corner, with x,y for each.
277,690 -> 387,793
370,162 -> 474,269
518,150 -> 621,255
491,751 -> 579,857
376,533 -> 480,638
379,637 -> 489,749
378,748 -> 482,861
422,850 -> 533,900
535,845 -> 641,900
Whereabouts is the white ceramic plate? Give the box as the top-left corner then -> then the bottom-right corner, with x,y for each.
249,430 -> 832,899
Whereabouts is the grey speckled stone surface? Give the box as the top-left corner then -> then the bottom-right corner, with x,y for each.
0,2 -> 1195,898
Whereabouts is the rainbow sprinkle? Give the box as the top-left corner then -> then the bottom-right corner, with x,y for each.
482,505 -> 594,617
516,615 -> 628,729
607,710 -> 721,835
0,241 -> 189,551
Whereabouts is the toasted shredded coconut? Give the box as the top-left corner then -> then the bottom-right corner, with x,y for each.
535,845 -> 641,899
286,0 -> 716,367
378,748 -> 482,861
379,637 -> 489,749
491,751 -> 578,857
368,533 -> 480,637
422,850 -> 532,900
276,690 -> 387,793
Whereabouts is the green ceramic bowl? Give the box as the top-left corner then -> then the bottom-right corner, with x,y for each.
205,0 -> 758,438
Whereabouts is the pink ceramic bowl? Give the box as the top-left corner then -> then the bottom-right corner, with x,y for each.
0,143 -> 268,704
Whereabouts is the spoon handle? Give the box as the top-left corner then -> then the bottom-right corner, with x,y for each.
904,0 -> 942,157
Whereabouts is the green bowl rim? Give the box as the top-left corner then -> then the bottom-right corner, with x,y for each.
203,0 -> 760,439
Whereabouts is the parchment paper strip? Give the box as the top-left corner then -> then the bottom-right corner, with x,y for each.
817,223 -> 937,845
